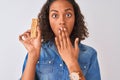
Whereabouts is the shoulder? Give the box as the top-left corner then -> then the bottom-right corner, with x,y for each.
78,43 -> 101,78
78,43 -> 98,64
79,43 -> 97,56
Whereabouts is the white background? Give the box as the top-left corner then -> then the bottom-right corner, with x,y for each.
0,0 -> 120,80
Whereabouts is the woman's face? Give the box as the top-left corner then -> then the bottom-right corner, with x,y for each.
49,0 -> 75,37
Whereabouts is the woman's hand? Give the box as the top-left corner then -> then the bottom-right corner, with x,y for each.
55,27 -> 80,67
19,27 -> 41,62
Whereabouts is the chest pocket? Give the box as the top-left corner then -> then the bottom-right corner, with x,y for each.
36,60 -> 55,80
36,49 -> 56,80
37,47 -> 56,74
38,58 -> 54,74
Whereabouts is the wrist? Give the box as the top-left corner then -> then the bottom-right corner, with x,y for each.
28,53 -> 40,64
67,61 -> 85,80
67,60 -> 80,73
69,71 -> 85,80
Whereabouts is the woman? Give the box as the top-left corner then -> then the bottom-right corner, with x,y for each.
19,0 -> 101,80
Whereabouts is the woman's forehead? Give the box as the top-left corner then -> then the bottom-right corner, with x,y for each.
49,0 -> 74,11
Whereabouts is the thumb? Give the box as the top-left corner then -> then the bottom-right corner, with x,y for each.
74,38 -> 79,50
37,26 -> 41,38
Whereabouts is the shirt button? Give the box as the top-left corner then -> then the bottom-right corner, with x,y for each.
84,66 -> 87,69
60,64 -> 63,67
49,61 -> 51,64
37,61 -> 39,64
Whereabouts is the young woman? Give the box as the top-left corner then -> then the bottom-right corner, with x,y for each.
19,0 -> 101,80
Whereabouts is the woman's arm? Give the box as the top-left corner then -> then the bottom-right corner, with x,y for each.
55,27 -> 85,80
19,26 -> 41,80
21,54 -> 38,80
67,60 -> 85,80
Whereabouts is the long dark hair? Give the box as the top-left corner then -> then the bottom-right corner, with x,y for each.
38,0 -> 89,44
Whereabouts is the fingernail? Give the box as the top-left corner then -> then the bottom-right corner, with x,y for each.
22,36 -> 25,40
58,30 -> 60,33
60,27 -> 63,30
77,38 -> 79,41
55,37 -> 57,40
64,28 -> 66,31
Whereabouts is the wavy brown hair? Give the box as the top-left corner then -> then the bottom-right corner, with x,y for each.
38,0 -> 89,44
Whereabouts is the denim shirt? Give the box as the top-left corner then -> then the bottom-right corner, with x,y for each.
22,41 -> 101,80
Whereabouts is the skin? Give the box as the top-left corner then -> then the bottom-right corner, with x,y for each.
49,0 -> 80,72
19,0 -> 85,80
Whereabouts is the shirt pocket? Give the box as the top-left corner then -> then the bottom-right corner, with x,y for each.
38,58 -> 54,74
36,58 -> 57,80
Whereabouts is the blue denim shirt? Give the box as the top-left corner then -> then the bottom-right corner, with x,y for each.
22,41 -> 101,80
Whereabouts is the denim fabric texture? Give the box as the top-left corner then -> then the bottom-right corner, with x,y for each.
22,41 -> 101,80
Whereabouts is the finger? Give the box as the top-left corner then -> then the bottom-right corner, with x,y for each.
19,35 -> 27,44
24,29 -> 31,34
74,38 -> 79,51
58,29 -> 63,49
63,28 -> 69,45
64,28 -> 72,46
55,37 -> 60,50
19,30 -> 31,41
25,32 -> 30,38
19,35 -> 23,42
36,26 -> 41,39
21,32 -> 31,41
62,28 -> 67,48
64,28 -> 69,38
23,29 -> 31,38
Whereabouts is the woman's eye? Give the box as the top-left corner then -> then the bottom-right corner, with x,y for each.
66,13 -> 72,18
52,14 -> 58,18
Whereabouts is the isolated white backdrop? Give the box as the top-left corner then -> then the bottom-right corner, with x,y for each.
0,0 -> 120,80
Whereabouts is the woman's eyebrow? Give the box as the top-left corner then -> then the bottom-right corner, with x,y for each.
50,8 -> 73,12
50,9 -> 58,12
65,8 -> 73,12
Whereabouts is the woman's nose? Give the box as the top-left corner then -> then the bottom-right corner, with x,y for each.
59,16 -> 65,25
